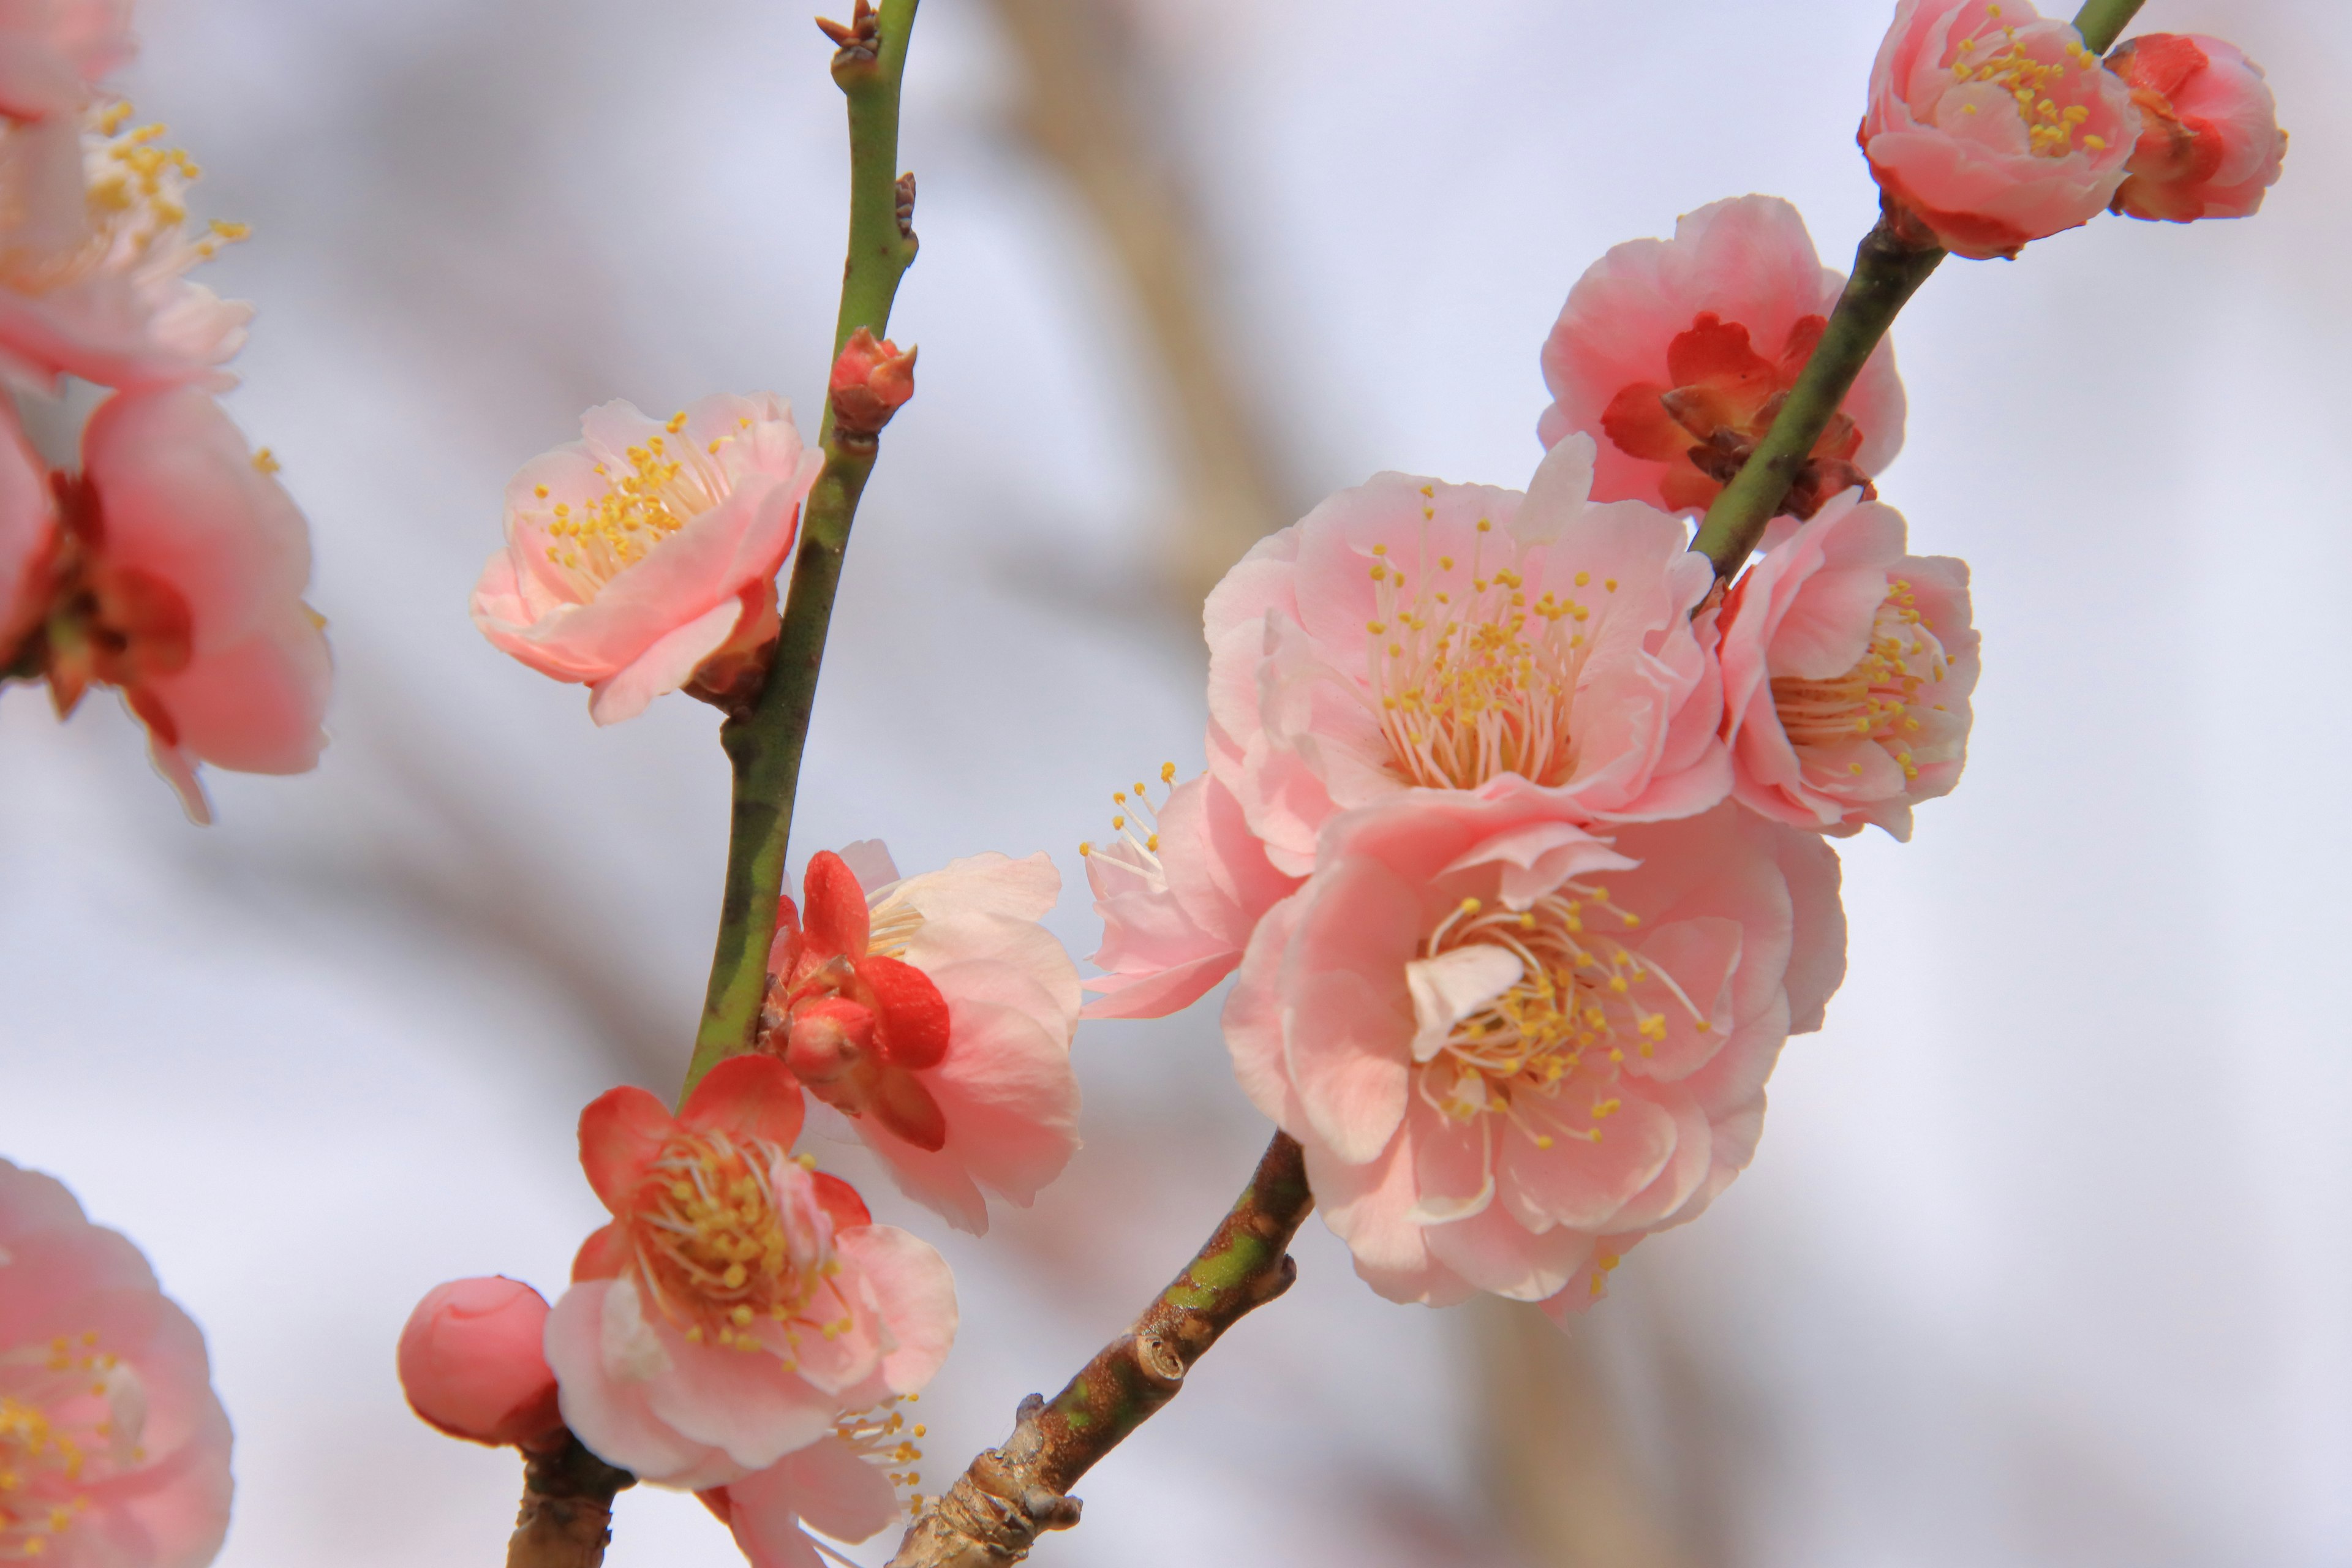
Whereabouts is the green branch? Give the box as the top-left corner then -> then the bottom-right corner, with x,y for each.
2071,0 -> 2147,55
682,0 -> 922,1101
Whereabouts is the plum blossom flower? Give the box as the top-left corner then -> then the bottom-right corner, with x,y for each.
1224,792 -> 1844,1316
545,1055 -> 955,1490
1719,493 -> 1978,840
0,101 -> 254,393
1079,764 -> 1299,1020
39,388 -> 330,824
1205,436 -> 1725,879
761,842 -> 1082,1234
1861,0 -> 2139,259
2106,34 -> 2286,224
0,1158 -> 233,1568
698,1419 -> 918,1568
1539,195 -> 1906,521
396,1277 -> 564,1449
471,392 -> 823,725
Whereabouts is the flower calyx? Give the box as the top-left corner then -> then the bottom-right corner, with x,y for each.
827,328 -> 917,455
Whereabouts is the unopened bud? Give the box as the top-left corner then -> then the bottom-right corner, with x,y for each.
2106,34 -> 2286,224
397,1276 -> 564,1448
828,328 -> 916,447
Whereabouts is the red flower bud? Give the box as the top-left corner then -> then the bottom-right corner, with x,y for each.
828,328 -> 916,444
397,1276 -> 564,1448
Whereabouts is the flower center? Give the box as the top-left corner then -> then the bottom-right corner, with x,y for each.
535,417 -> 741,594
1768,576 -> 1951,782
0,102 -> 246,297
1947,17 -> 2112,157
0,1332 -> 145,1559
627,1129 -> 846,1358
1366,502 -> 1601,791
1417,890 -> 1708,1148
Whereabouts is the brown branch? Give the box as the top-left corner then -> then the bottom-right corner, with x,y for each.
887,1133 -> 1313,1567
506,1433 -> 635,1568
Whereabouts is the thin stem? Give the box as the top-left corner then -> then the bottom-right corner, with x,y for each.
1688,216 -> 1942,579
2070,0 -> 2147,55
683,0 -> 923,1101
888,1134 -> 1314,1567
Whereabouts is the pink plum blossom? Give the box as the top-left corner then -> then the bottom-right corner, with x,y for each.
764,842 -> 1082,1235
698,1423 -> 911,1568
1539,195 -> 1906,519
1080,766 -> 1300,1020
545,1055 -> 956,1490
1861,0 -> 2139,259
471,392 -> 823,725
2107,34 -> 2286,224
1223,791 -> 1845,1316
0,102 -> 254,393
0,1158 -> 233,1567
1205,437 -> 1726,879
1719,493 -> 1978,840
42,388 -> 330,824
0,1 -> 134,122
396,1278 -> 564,1449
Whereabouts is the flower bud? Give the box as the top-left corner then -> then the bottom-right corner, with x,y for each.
397,1276 -> 564,1448
2107,34 -> 2286,223
828,328 -> 916,445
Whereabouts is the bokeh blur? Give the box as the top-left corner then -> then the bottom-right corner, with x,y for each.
4,1 -> 2348,1564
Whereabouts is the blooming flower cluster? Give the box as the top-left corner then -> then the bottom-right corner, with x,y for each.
0,2 -> 327,821
0,1159 -> 233,1568
1088,194 -> 1989,1318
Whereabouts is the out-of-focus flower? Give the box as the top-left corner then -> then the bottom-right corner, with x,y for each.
396,1278 -> 564,1449
2107,34 -> 2286,223
1539,195 -> 1905,519
1861,0 -> 2139,259
40,388 -> 330,824
1719,493 -> 1977,840
763,843 -> 1081,1235
0,1157 -> 234,1567
698,1421 -> 914,1568
1205,437 -> 1725,878
1224,791 -> 1844,1317
0,102 -> 253,392
0,398 -> 53,662
545,1055 -> 955,1490
0,1 -> 134,121
826,326 -> 915,447
1079,766 -> 1299,1020
471,393 -> 823,725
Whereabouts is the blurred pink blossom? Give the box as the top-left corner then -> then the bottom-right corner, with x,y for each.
545,1056 -> 955,1490
0,1 -> 132,120
471,392 -> 822,725
1224,791 -> 1844,1317
0,1158 -> 233,1568
1861,0 -> 2138,258
2107,34 -> 2286,222
1204,437 -> 1725,879
44,388 -> 330,823
395,1277 -> 563,1449
1539,195 -> 1905,519
1080,767 -> 1298,1020
766,843 -> 1081,1234
1719,494 -> 1978,840
699,1427 -> 908,1568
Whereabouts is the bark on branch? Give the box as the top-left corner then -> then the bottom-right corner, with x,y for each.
505,1432 -> 635,1568
887,1133 -> 1314,1567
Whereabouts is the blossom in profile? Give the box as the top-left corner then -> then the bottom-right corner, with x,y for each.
1718,493 -> 1977,840
1205,436 -> 1725,878
545,1055 -> 955,1490
40,388 -> 330,823
471,392 -> 823,725
1539,195 -> 1905,519
1861,0 -> 2139,258
1080,766 -> 1299,1020
396,1277 -> 564,1450
763,843 -> 1081,1234
1223,791 -> 1844,1316
699,1419 -> 918,1568
0,101 -> 254,393
0,1157 -> 234,1567
2106,34 -> 2286,223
